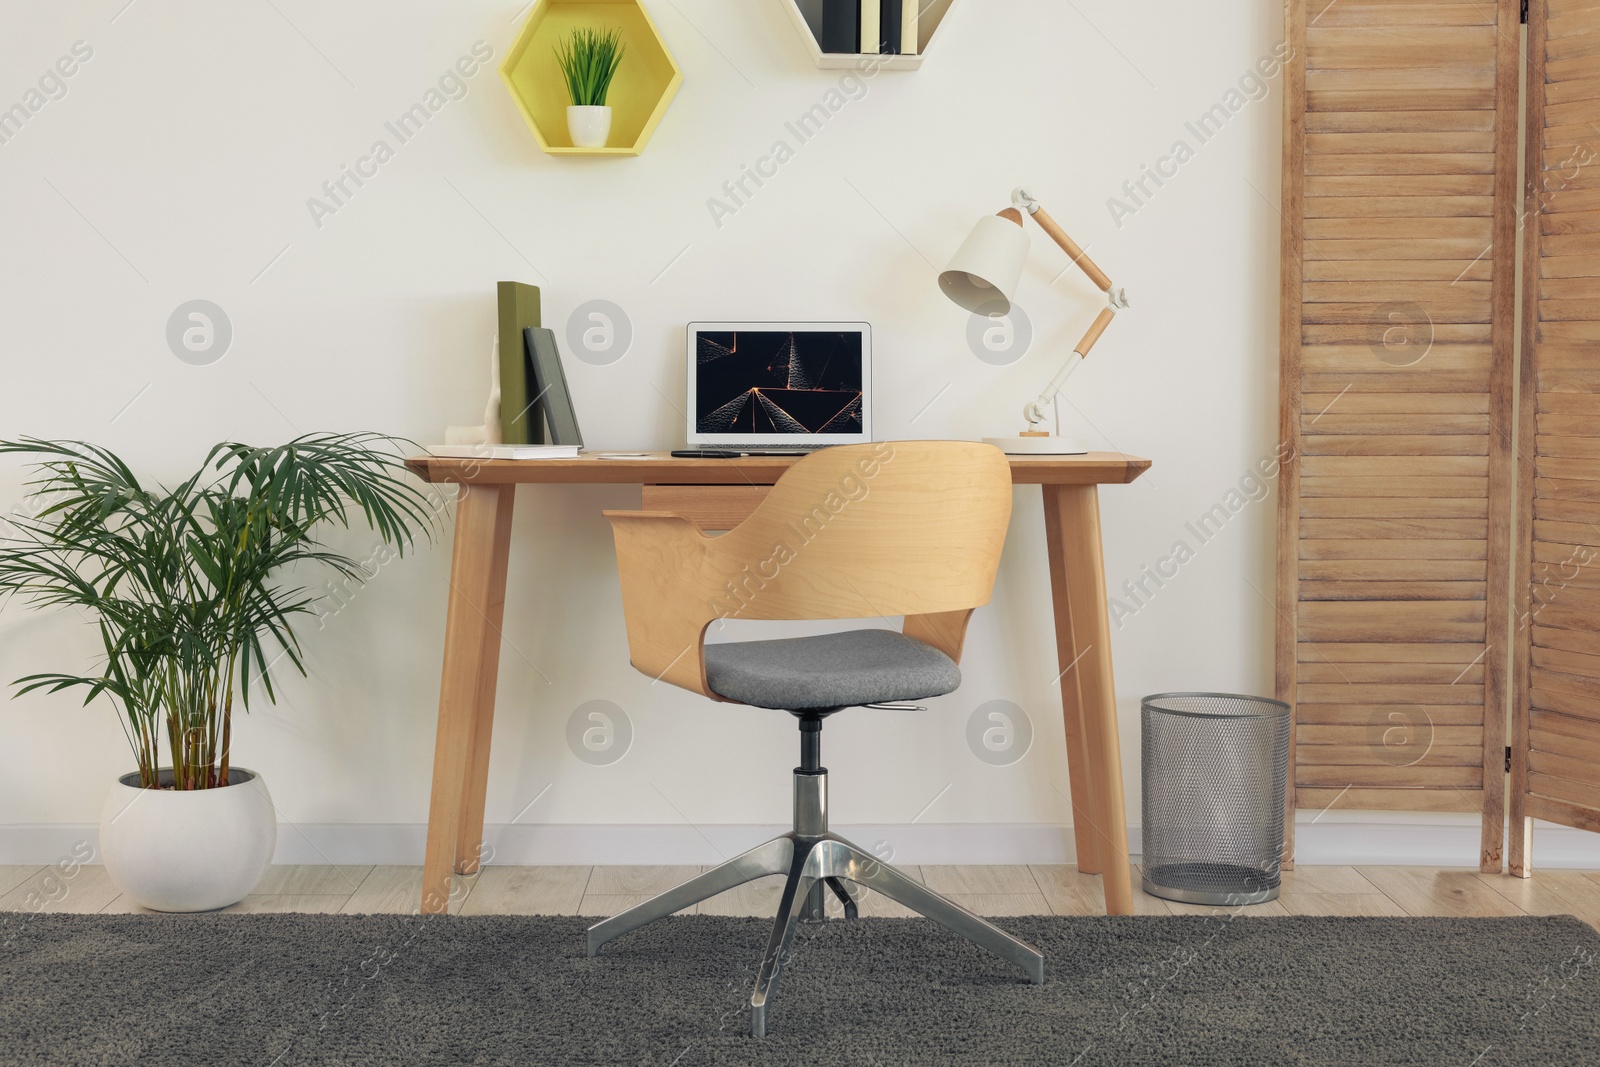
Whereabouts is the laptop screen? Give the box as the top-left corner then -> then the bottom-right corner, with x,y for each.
695,329 -> 864,437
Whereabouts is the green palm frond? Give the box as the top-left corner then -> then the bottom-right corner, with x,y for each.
0,433 -> 438,789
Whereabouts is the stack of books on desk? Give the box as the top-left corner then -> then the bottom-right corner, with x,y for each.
817,0 -> 919,55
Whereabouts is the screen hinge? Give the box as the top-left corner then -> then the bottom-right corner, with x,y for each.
1506,745 -> 1513,773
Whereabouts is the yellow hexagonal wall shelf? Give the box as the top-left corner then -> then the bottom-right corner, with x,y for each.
500,0 -> 682,156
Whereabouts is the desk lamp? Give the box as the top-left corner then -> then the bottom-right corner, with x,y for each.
939,187 -> 1129,455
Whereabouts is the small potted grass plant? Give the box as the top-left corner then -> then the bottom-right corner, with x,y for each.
0,433 -> 436,911
556,26 -> 626,148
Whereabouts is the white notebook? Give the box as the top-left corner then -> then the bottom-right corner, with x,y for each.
426,444 -> 581,460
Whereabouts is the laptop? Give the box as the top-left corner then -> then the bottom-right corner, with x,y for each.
685,322 -> 872,452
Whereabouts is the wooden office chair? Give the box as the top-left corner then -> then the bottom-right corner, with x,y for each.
586,440 -> 1044,1037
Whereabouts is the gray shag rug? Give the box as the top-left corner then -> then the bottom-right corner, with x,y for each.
3,912 -> 1598,1066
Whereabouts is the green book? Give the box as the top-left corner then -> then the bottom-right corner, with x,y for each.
496,281 -> 542,444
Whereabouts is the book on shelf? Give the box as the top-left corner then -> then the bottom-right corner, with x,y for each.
810,0 -> 919,57
880,0 -> 901,54
859,0 -> 879,55
820,0 -> 858,51
427,443 -> 581,461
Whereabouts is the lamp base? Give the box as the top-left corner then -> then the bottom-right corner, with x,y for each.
983,434 -> 1089,456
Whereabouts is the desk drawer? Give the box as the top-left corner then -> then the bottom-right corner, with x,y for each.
641,484 -> 770,531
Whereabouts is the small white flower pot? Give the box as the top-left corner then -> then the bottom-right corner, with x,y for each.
100,767 -> 276,912
567,105 -> 613,149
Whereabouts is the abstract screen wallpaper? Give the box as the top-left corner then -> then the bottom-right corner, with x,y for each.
695,331 -> 864,435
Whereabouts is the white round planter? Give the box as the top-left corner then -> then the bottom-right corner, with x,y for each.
567,105 -> 613,149
100,767 -> 276,912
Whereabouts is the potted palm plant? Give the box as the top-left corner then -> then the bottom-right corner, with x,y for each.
556,26 -> 626,148
0,433 -> 436,911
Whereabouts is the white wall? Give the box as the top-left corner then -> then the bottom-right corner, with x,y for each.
5,0 -> 1568,867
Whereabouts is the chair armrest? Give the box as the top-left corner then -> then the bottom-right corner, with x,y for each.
603,510 -> 720,699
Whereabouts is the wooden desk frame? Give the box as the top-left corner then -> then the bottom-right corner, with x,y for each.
405,451 -> 1151,916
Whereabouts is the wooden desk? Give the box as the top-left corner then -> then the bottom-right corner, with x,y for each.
405,450 -> 1151,916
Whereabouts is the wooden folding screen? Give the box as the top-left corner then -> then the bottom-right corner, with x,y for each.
1511,0 -> 1600,876
1278,0 -> 1520,868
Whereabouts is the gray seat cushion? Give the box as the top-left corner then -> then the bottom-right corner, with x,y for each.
703,628 -> 960,710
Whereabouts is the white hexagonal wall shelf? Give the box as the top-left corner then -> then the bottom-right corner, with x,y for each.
780,0 -> 959,71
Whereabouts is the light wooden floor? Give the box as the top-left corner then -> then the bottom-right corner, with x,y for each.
4,863 -> 1600,928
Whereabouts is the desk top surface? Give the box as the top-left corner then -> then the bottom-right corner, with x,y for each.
405,450 -> 1151,486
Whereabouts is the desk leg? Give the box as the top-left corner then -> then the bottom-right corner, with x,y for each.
1043,484 -> 1134,917
421,484 -> 515,915
1043,486 -> 1103,876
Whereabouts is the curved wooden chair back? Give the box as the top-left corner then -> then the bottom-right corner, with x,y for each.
604,441 -> 1013,699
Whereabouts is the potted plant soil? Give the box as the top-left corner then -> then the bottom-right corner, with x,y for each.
0,434 -> 435,911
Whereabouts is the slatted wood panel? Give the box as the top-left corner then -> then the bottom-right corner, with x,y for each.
1278,0 -> 1518,869
1511,0 -> 1600,877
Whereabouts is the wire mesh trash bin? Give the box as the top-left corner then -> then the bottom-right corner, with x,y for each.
1141,692 -> 1291,906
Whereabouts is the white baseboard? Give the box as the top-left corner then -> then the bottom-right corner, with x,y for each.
7,820 -> 1600,868
1289,820 -> 1600,868
0,823 -> 1082,867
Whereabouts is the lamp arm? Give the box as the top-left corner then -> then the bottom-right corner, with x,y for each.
1021,308 -> 1118,425
1012,187 -> 1117,295
1031,207 -> 1114,293
1010,187 -> 1130,430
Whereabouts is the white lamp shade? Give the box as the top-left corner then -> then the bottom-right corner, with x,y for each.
938,214 -> 1029,314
